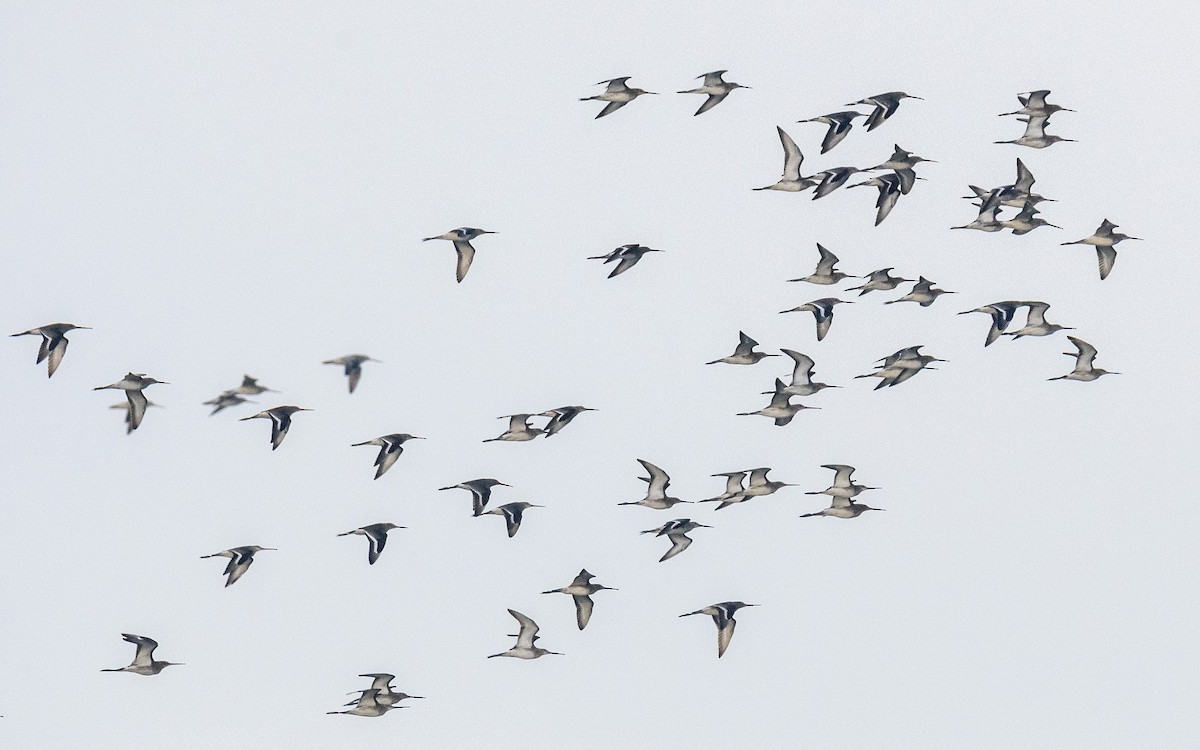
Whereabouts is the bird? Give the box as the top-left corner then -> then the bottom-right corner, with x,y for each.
703,471 -> 747,507
347,674 -> 424,707
542,569 -> 617,630
754,126 -> 817,192
848,268 -> 913,295
811,166 -> 864,199
581,77 -> 656,119
484,414 -> 544,442
706,331 -> 777,365
239,405 -> 312,450
10,323 -> 89,377
1000,202 -> 1060,235
995,114 -> 1075,148
1050,336 -> 1119,382
587,244 -> 663,278
328,689 -> 400,717
1061,219 -> 1141,280
1000,89 -> 1074,118
677,70 -> 749,115
799,496 -> 885,519
951,202 -> 1004,232
483,502 -> 543,538
788,243 -> 853,285
779,297 -> 852,341
740,467 -> 798,498
848,173 -> 904,225
201,545 -> 276,587
1003,301 -> 1073,339
772,349 -> 838,397
439,478 -> 509,516
203,390 -> 254,416
641,518 -> 711,562
338,523 -> 404,565
101,633 -> 182,675
737,380 -> 818,426
110,399 -> 161,434
352,433 -> 425,479
958,301 -> 1025,346
848,91 -> 922,130
488,609 -> 561,659
970,158 -> 1052,210
884,277 -> 955,307
680,601 -> 758,658
322,354 -> 379,394
805,464 -> 877,500
618,459 -> 690,509
539,405 -> 596,437
422,227 -> 495,283
232,375 -> 278,395
868,144 -> 937,173
857,346 -> 943,388
94,373 -> 168,431
798,111 -> 863,153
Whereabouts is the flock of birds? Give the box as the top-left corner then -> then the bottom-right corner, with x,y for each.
9,77 -> 1138,720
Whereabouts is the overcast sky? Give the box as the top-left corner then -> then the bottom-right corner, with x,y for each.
2,1 -> 1197,747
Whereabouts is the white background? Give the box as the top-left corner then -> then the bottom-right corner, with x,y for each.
2,2 -> 1197,747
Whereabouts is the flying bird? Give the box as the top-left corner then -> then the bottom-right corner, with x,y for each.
737,379 -> 818,426
347,674 -> 424,707
788,243 -> 853,285
101,633 -> 182,676
857,346 -> 944,388
703,471 -> 747,508
884,276 -> 955,307
811,166 -> 864,199
848,268 -> 913,295
94,373 -> 168,431
800,496 -> 885,519
780,297 -> 852,341
1061,219 -> 1141,280
542,569 -> 617,630
239,405 -> 312,450
322,354 -> 379,394
587,244 -> 663,278
482,502 -> 543,538
1000,202 -> 1060,235
328,689 -> 400,717
581,77 -> 656,119
797,111 -> 863,153
1000,89 -> 1074,118
849,91 -> 923,131
706,331 -> 777,365
10,323 -> 89,377
1002,301 -> 1073,339
959,300 -> 1024,346
203,390 -> 254,416
539,405 -> 596,437
754,126 -> 817,193
618,459 -> 690,509
338,523 -> 404,565
439,478 -> 509,516
773,349 -> 838,397
484,414 -> 545,442
641,518 -> 711,562
805,464 -> 877,501
995,114 -> 1075,148
488,609 -> 561,659
1050,336 -> 1119,382
677,70 -> 749,115
201,545 -> 276,587
232,375 -> 278,395
680,601 -> 758,658
422,228 -> 495,282
848,173 -> 904,225
352,433 -> 425,479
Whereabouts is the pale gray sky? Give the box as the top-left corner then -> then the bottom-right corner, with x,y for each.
2,2 -> 1197,747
